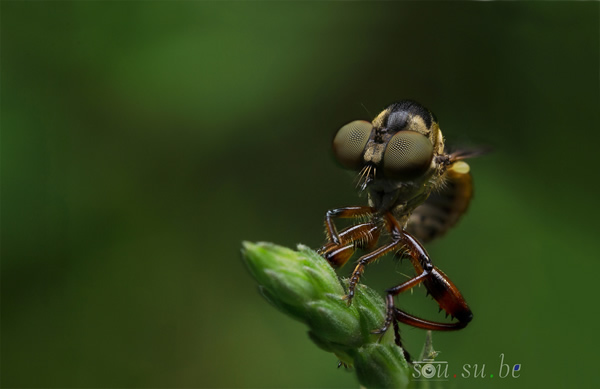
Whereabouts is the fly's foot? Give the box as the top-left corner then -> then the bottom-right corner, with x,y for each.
371,294 -> 396,341
371,317 -> 393,340
341,291 -> 355,306
342,264 -> 365,306
331,234 -> 341,246
342,271 -> 363,306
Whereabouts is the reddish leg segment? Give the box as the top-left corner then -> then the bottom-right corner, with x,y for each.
318,208 -> 473,360
373,223 -> 472,336
324,206 -> 375,245
318,221 -> 381,268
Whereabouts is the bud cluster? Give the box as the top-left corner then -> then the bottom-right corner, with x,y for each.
242,242 -> 410,389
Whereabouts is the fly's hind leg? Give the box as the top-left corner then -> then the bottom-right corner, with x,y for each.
372,215 -> 473,358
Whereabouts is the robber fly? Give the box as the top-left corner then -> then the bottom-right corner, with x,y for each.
318,100 -> 480,361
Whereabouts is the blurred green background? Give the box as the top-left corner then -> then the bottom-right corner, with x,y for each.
2,1 -> 599,388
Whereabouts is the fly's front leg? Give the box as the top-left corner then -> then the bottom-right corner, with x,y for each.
318,222 -> 381,268
324,206 -> 375,245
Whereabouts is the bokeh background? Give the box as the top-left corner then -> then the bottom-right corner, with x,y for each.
2,1 -> 599,388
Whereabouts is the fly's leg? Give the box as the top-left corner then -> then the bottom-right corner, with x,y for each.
374,271 -> 431,339
392,314 -> 411,362
318,222 -> 381,268
323,206 -> 375,245
342,212 -> 407,305
393,260 -> 473,330
320,210 -> 473,359
343,237 -> 404,305
374,264 -> 472,338
372,215 -> 473,351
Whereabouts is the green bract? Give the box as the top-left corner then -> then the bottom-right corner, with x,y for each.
242,242 -> 410,389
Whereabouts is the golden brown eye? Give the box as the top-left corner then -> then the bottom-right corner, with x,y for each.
332,120 -> 373,170
383,131 -> 433,179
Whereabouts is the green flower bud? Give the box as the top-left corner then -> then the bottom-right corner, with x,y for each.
242,241 -> 410,389
354,343 -> 411,389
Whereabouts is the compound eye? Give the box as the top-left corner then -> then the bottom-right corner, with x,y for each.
383,131 -> 433,179
332,120 -> 373,170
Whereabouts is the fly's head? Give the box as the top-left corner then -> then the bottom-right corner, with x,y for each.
332,100 -> 448,212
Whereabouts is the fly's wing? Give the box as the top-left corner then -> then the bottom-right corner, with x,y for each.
406,163 -> 473,244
